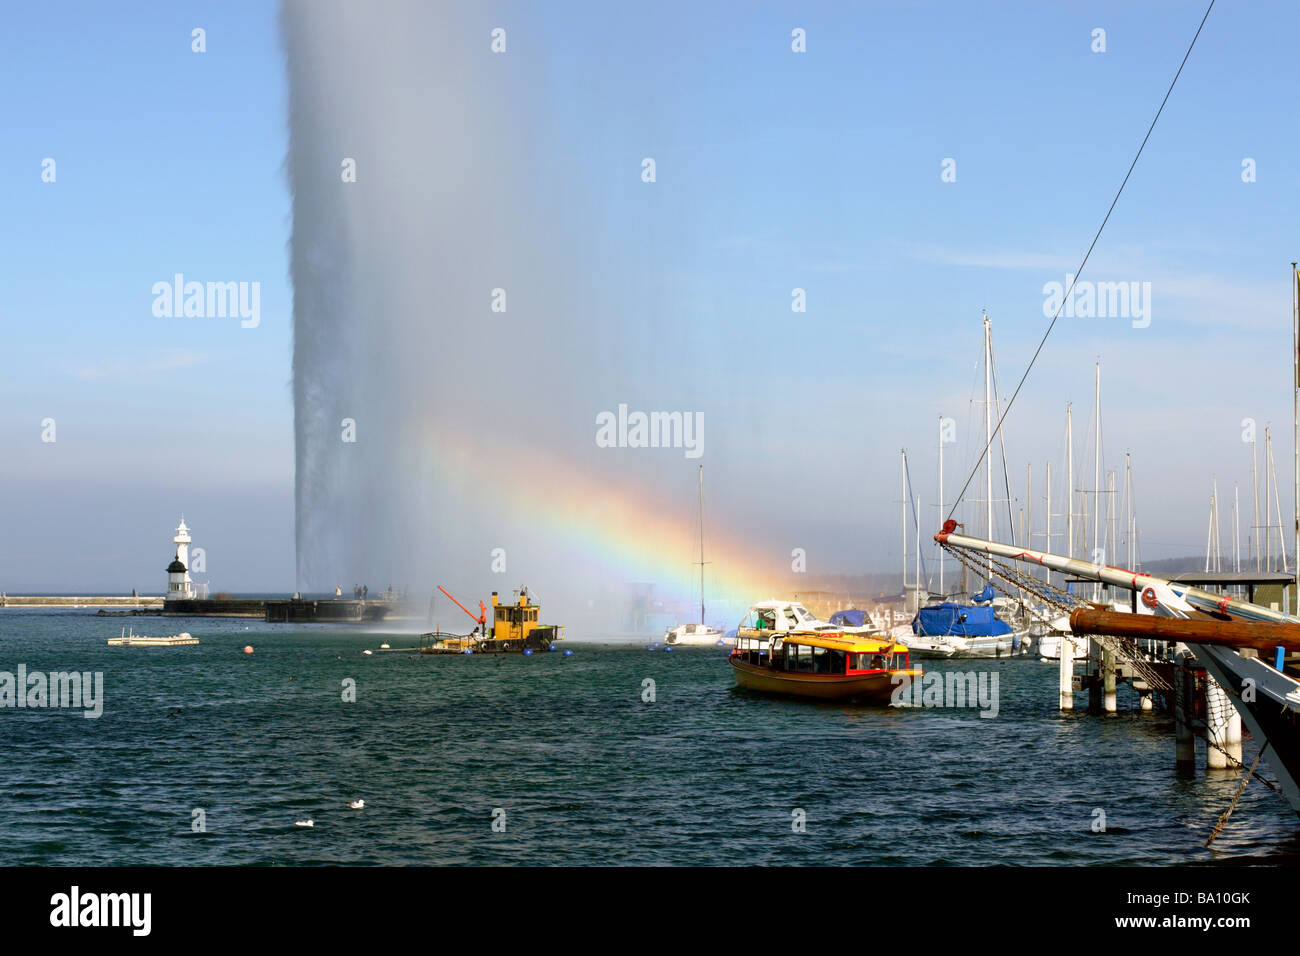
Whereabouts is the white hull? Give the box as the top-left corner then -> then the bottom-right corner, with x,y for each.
892,627 -> 959,659
665,625 -> 728,646
944,630 -> 1033,658
903,621 -> 1033,658
1036,633 -> 1072,660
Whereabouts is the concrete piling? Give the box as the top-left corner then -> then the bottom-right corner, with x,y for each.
1205,676 -> 1242,769
1102,646 -> 1117,713
1059,634 -> 1074,711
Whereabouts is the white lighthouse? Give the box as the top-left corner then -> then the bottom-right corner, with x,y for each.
166,517 -> 195,600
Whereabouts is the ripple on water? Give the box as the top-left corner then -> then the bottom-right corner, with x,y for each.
1,621 -> 1298,864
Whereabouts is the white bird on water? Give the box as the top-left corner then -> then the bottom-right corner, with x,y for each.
295,820 -> 314,828
363,649 -> 373,656
348,800 -> 365,810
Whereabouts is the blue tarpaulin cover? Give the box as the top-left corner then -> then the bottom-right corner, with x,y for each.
970,584 -> 995,604
913,602 -> 1012,637
829,609 -> 866,627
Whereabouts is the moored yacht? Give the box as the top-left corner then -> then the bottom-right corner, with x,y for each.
911,600 -> 1032,658
740,599 -> 875,638
664,464 -> 729,646
665,622 -> 728,645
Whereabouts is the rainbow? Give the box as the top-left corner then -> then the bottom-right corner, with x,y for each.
418,428 -> 794,626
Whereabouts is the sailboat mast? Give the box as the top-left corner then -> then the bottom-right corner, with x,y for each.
1107,469 -> 1116,570
1027,463 -> 1032,555
1253,433 -> 1261,571
900,449 -> 908,592
1066,403 -> 1074,561
915,494 -> 922,611
1044,460 -> 1052,583
1092,361 -> 1101,598
1124,453 -> 1133,568
1215,480 -> 1222,572
938,416 -> 945,596
1272,432 -> 1289,572
1267,427 -> 1274,571
1234,482 -> 1241,574
1205,485 -> 1215,573
1293,260 -> 1299,605
983,311 -> 993,584
1214,478 -> 1221,572
697,464 -> 705,626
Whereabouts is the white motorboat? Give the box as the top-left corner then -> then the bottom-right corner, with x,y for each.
664,622 -> 728,646
739,600 -> 875,641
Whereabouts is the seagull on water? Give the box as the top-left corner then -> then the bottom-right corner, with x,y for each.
294,820 -> 314,827
348,800 -> 365,810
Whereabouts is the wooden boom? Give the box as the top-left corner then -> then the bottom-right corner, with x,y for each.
1070,607 -> 1300,653
934,519 -> 1296,626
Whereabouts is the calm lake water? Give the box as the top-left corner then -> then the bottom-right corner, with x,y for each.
1,609 -> 1297,865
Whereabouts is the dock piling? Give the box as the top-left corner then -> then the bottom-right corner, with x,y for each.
1205,676 -> 1242,769
1059,635 -> 1075,711
1102,646 -> 1117,713
1174,646 -> 1196,769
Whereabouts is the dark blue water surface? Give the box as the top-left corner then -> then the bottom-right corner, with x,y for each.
1,609 -> 1297,865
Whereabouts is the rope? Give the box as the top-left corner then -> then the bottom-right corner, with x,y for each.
1205,744 -> 1268,847
946,0 -> 1217,521
939,542 -> 1171,690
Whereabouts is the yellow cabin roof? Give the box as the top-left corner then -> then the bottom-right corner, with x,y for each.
738,627 -> 905,654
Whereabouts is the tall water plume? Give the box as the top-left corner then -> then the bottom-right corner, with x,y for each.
282,1 -> 855,630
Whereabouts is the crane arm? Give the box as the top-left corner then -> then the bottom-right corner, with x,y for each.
437,585 -> 486,626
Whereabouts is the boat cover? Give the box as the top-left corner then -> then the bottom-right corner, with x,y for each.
970,583 -> 995,604
829,609 -> 866,627
913,602 -> 1012,637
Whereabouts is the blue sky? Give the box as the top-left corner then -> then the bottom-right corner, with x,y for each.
3,0 -> 1299,594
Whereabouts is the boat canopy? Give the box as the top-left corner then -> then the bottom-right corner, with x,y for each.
771,630 -> 904,654
829,609 -> 866,627
913,602 -> 1011,637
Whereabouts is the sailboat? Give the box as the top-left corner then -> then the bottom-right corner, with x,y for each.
910,312 -> 1032,658
665,465 -> 729,646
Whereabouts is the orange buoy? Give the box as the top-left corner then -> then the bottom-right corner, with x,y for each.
243,645 -> 254,654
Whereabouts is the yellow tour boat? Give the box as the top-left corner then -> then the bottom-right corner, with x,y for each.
729,626 -> 920,703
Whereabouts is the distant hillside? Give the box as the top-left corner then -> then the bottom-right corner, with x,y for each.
1139,555 -> 1226,576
